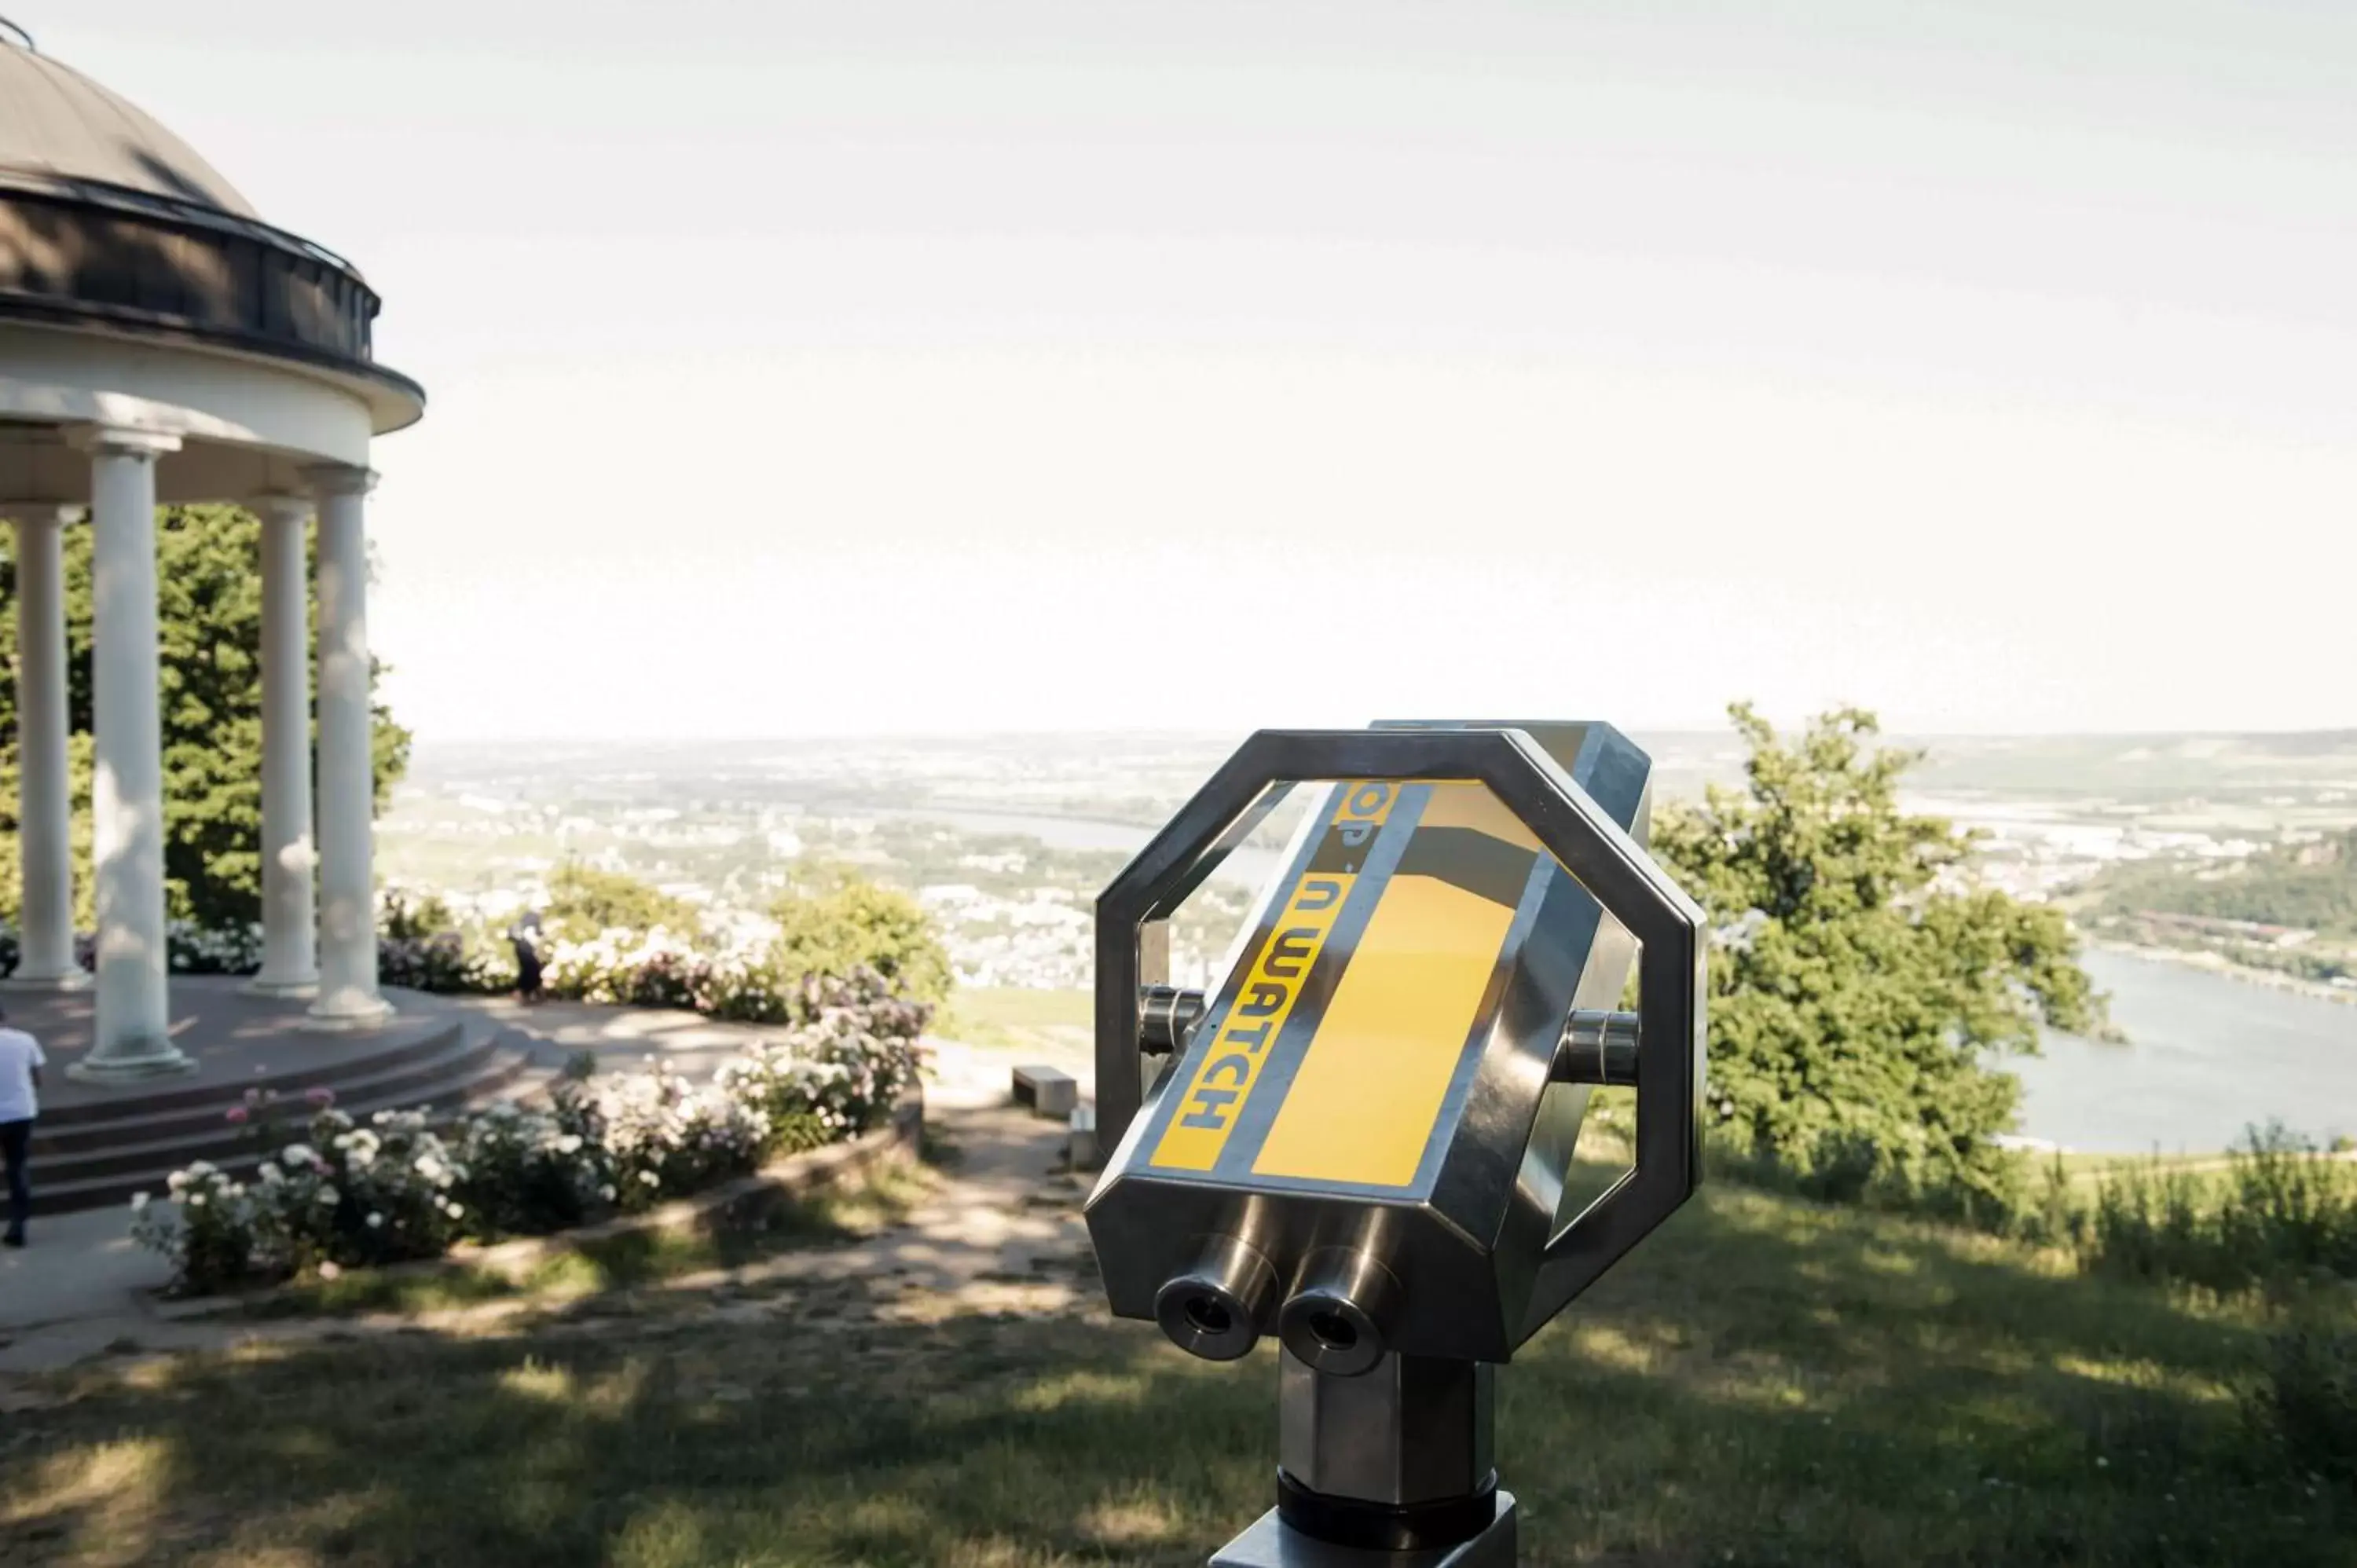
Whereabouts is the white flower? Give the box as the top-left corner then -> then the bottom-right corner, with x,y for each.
638,1171 -> 660,1187
129,1192 -> 150,1211
366,1211 -> 385,1229
258,1162 -> 284,1185
189,1193 -> 206,1208
318,1261 -> 342,1280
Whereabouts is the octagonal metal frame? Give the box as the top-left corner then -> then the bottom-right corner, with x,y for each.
1094,726 -> 1707,1332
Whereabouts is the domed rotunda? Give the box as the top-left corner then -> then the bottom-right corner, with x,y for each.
0,24 -> 423,1077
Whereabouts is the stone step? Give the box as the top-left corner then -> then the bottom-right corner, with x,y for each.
34,1025 -> 550,1214
31,1022 -> 486,1156
38,1012 -> 475,1128
40,1042 -> 536,1195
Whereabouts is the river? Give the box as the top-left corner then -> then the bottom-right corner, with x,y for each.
893,808 -> 2352,1153
2012,947 -> 2354,1153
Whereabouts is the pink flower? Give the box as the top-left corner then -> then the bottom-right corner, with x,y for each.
306,1086 -> 335,1108
225,1105 -> 250,1125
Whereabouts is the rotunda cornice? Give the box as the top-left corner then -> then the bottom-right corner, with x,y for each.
0,37 -> 423,434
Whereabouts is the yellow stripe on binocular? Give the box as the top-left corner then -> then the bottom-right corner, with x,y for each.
1147,780 -> 1547,1191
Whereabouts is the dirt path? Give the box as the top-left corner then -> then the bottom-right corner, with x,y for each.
0,1047 -> 1099,1394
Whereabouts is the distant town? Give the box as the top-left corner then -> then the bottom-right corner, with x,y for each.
377,728 -> 2357,1002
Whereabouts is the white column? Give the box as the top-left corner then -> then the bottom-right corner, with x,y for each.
306,464 -> 390,1028
68,427 -> 191,1080
245,494 -> 318,995
2,504 -> 88,990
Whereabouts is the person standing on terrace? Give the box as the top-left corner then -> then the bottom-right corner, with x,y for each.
509,910 -> 546,1006
0,1003 -> 48,1247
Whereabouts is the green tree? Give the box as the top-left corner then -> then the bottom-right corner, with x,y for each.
1651,705 -> 2104,1206
0,505 -> 411,929
770,871 -> 952,1003
541,862 -> 701,941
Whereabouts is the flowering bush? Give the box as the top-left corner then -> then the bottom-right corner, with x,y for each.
768,970 -> 930,1138
167,918 -> 266,975
301,1108 -> 472,1267
693,948 -> 807,1024
0,921 -> 264,979
592,1061 -> 774,1211
448,1097 -> 604,1236
541,926 -> 709,1011
130,965 -> 931,1294
378,929 -> 511,994
130,1163 -> 284,1285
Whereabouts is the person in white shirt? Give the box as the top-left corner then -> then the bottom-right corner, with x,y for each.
0,1003 -> 46,1247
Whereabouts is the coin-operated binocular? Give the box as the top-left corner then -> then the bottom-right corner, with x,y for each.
1085,723 -> 1706,1566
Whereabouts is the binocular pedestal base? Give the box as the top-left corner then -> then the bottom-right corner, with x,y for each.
1209,1491 -> 1517,1567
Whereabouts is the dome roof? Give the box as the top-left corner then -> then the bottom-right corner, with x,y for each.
0,38 -> 258,218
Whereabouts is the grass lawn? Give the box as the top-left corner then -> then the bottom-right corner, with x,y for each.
933,987 -> 1094,1061
3,1165 -> 2346,1566
936,987 -> 1093,1042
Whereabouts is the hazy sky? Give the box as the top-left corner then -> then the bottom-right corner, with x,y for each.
27,2 -> 2357,738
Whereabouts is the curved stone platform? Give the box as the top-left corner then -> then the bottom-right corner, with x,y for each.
15,978 -> 541,1212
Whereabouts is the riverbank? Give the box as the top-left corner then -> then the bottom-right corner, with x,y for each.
2088,937 -> 2357,1008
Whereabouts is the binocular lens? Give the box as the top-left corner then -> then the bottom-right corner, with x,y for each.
1154,1235 -> 1279,1361
1277,1248 -> 1402,1377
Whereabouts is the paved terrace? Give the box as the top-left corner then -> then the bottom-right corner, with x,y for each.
0,990 -> 1095,1375
13,980 -> 464,1117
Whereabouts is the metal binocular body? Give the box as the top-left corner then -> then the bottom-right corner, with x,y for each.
1083,722 -> 1706,1566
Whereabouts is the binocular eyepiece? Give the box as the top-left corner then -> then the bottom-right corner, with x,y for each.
1153,1233 -> 1277,1361
1155,1237 -> 1405,1376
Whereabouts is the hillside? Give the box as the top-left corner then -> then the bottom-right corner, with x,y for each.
5,1156 -> 2344,1566
2095,829 -> 2357,940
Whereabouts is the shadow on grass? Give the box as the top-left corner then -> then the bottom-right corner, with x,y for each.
233,1163 -> 939,1323
4,1174 -> 2348,1567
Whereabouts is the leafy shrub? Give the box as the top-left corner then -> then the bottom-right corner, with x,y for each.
770,874 -> 952,1004
2080,1123 -> 2357,1293
380,888 -> 460,941
544,863 -> 702,943
1708,1123 -> 2034,1235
